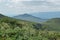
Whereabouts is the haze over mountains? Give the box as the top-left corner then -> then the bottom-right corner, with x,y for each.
14,14 -> 47,23
2,11 -> 60,19
30,12 -> 60,19
13,12 -> 60,23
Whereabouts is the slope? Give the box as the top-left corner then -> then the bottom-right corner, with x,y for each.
43,18 -> 60,31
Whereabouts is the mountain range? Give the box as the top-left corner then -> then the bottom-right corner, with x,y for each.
13,13 -> 60,31
30,12 -> 60,19
13,12 -> 60,23
14,14 -> 47,23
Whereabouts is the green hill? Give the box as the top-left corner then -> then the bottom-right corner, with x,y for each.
0,14 -> 60,40
43,18 -> 60,31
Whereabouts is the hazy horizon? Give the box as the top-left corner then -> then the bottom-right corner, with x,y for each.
0,0 -> 60,17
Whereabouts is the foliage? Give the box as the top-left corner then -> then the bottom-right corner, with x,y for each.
0,17 -> 60,40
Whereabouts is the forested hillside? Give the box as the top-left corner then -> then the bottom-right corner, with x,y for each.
43,18 -> 60,31
0,15 -> 60,40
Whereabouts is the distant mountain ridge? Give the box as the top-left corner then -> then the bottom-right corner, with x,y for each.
14,14 -> 41,19
14,14 -> 47,23
30,12 -> 60,19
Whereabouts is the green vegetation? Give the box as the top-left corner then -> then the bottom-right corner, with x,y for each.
43,18 -> 60,31
0,16 -> 60,40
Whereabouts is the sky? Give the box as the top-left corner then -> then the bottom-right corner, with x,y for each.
0,0 -> 60,16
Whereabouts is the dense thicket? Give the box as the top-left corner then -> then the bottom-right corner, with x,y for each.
0,17 -> 60,40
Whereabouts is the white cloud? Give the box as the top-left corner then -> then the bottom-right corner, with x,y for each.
0,0 -> 6,2
0,0 -> 2,2
10,0 -> 21,3
0,0 -> 60,16
46,0 -> 60,5
10,0 -> 32,3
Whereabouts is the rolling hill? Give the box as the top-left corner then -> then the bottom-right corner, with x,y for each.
14,14 -> 47,23
43,18 -> 60,31
0,14 -> 60,40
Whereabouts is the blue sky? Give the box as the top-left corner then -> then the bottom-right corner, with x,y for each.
0,0 -> 60,16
